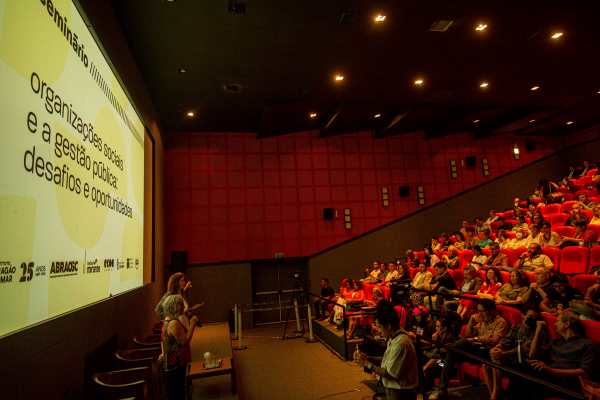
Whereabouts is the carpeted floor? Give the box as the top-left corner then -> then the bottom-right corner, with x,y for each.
189,324 -> 490,400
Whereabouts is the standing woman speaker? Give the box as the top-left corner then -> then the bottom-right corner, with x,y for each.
359,300 -> 419,400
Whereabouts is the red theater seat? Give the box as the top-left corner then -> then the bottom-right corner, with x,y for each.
561,201 -> 579,213
542,246 -> 561,271
409,267 -> 418,279
501,248 -> 518,266
549,214 -> 569,226
541,312 -> 560,340
553,225 -> 576,238
448,269 -> 464,288
560,246 -> 589,274
569,274 -> 597,295
587,168 -> 598,177
582,320 -> 600,343
504,231 -> 516,239
542,204 -> 562,216
414,251 -> 425,263
394,305 -> 407,328
500,271 -> 510,284
591,246 -> 600,269
497,305 -> 523,328
459,250 -> 474,268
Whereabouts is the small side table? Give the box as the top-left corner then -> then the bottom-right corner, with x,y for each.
186,357 -> 236,399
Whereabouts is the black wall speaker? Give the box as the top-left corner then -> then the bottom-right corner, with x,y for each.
170,251 -> 188,273
525,141 -> 537,152
465,156 -> 477,168
323,208 -> 335,220
399,186 -> 410,197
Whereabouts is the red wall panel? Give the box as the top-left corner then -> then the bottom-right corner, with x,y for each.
165,129 -> 570,264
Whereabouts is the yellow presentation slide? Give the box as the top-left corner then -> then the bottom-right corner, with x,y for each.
0,0 -> 145,338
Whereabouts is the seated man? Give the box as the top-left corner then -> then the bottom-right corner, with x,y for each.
429,262 -> 457,310
539,274 -> 582,315
537,221 -> 562,248
314,278 -> 335,320
485,243 -> 509,271
526,310 -> 600,397
514,243 -> 554,272
565,204 -> 590,227
485,306 -> 548,400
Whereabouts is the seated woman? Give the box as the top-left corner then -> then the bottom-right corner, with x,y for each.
496,270 -> 529,307
470,245 -> 488,271
160,294 -> 199,400
155,272 -> 204,329
477,268 -> 503,299
347,286 -> 383,339
484,306 -> 548,400
363,261 -> 385,283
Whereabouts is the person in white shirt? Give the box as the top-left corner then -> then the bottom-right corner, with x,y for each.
359,300 -> 419,400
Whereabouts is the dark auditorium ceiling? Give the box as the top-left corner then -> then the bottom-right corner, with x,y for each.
111,0 -> 600,139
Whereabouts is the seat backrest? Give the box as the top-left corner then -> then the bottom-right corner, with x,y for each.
550,214 -> 569,226
501,248 -> 518,266
504,230 -> 516,239
591,245 -> 600,269
459,250 -> 474,268
543,204 -> 562,216
560,246 -> 590,274
569,274 -> 597,295
448,269 -> 464,289
582,209 -> 593,221
394,305 -> 407,328
542,246 -> 561,271
582,319 -> 600,343
553,225 -> 576,238
541,312 -> 560,340
409,267 -> 418,279
497,305 -> 523,328
500,271 -> 510,284
414,251 -> 425,262
561,201 -> 579,213
524,271 -> 537,283
587,168 -> 599,177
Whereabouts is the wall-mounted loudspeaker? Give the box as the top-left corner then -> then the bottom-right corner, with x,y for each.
323,208 -> 335,220
465,156 -> 477,168
399,186 -> 410,197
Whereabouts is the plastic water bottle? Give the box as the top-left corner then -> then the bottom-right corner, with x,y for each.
353,344 -> 361,363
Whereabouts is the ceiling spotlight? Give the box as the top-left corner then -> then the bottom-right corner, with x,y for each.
309,112 -> 318,119
473,119 -> 480,124
529,119 -> 536,123
374,14 -> 386,23
186,111 -> 195,118
479,81 -> 489,89
597,90 -> 600,94
334,74 -> 345,82
475,23 -> 488,32
551,31 -> 564,40
178,67 -> 187,74
566,120 -> 574,125
414,78 -> 425,86
373,113 -> 382,119
530,85 -> 540,91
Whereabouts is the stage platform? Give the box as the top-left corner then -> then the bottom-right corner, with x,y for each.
312,319 -> 362,360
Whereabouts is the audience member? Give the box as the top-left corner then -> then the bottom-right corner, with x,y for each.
515,243 -> 554,272
486,243 -> 509,271
477,230 -> 494,249
590,206 -> 600,225
384,262 -> 400,283
539,273 -> 582,314
314,278 -> 335,320
454,264 -> 483,319
470,245 -> 488,270
155,272 -> 203,329
359,300 -> 419,400
538,221 -> 562,247
477,268 -> 503,300
496,270 -> 528,306
442,246 -> 460,270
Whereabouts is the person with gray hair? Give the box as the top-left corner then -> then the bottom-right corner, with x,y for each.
161,294 -> 198,399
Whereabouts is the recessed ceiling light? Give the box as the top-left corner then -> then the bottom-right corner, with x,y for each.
475,23 -> 488,32
414,78 -> 425,86
530,85 -> 540,91
566,120 -> 574,125
597,90 -> 600,94
186,111 -> 195,118
479,81 -> 489,89
529,119 -> 536,123
309,112 -> 318,119
374,113 -> 382,119
178,67 -> 187,74
334,74 -> 345,82
374,14 -> 386,23
551,31 -> 564,40
473,119 -> 480,124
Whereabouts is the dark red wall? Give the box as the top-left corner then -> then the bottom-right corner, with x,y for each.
164,130 -> 571,264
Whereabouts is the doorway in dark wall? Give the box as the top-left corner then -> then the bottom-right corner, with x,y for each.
250,258 -> 308,325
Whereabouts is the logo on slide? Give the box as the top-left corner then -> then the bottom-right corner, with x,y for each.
49,261 -> 79,278
0,262 -> 16,284
86,259 -> 100,274
103,259 -> 115,270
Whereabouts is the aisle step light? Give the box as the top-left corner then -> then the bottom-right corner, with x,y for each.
482,158 -> 490,176
343,208 -> 352,230
417,186 -> 425,206
513,143 -> 520,160
381,187 -> 390,207
449,160 -> 458,179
